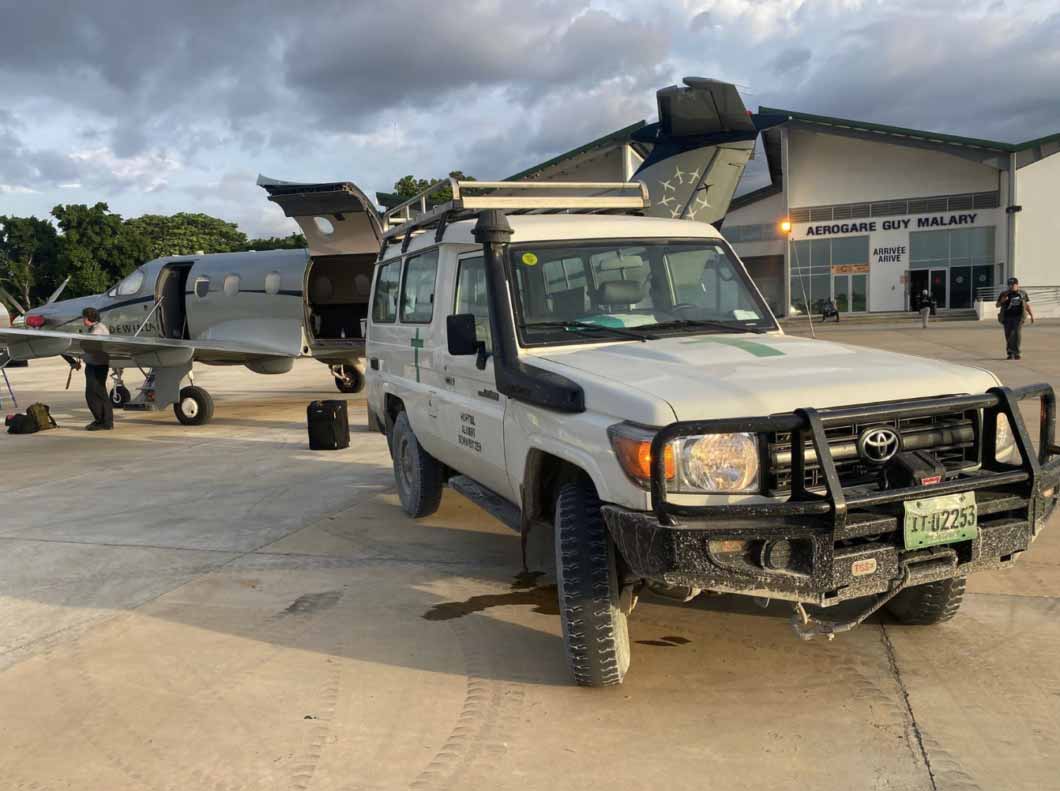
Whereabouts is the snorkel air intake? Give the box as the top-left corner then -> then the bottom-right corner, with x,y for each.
473,210 -> 584,413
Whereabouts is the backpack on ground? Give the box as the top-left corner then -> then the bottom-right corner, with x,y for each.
6,413 -> 40,435
26,403 -> 58,431
307,400 -> 350,450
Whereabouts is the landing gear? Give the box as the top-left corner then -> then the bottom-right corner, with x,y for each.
109,385 -> 131,407
174,386 -> 215,426
331,364 -> 365,394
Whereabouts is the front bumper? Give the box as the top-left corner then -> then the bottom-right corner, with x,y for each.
603,385 -> 1060,606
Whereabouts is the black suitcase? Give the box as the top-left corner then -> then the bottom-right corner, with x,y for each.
307,400 -> 349,450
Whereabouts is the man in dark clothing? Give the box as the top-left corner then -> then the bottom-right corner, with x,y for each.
996,277 -> 1035,360
80,307 -> 113,430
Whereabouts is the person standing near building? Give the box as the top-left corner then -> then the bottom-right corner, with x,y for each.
80,307 -> 113,430
996,277 -> 1034,360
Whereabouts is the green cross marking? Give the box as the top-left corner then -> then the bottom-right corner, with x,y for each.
410,328 -> 424,382
679,336 -> 785,357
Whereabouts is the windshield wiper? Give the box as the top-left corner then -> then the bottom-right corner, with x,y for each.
639,319 -> 766,335
520,320 -> 657,342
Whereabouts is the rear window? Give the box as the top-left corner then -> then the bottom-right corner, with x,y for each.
400,250 -> 439,324
372,259 -> 401,323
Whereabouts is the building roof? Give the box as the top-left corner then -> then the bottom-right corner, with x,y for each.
758,106 -> 1060,154
505,121 -> 648,181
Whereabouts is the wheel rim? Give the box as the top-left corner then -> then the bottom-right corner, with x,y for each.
181,397 -> 199,419
111,392 -> 122,405
398,436 -> 415,491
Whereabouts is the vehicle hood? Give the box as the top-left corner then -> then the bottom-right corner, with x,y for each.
533,333 -> 1000,421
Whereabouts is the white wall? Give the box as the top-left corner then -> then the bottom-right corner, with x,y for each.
725,189 -> 786,226
1015,152 -> 1060,286
788,129 -> 1001,207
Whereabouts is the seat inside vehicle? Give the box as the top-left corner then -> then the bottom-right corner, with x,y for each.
307,253 -> 374,339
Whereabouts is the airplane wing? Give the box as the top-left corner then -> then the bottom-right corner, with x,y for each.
0,327 -> 293,367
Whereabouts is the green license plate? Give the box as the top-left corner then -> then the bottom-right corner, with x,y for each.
903,492 -> 978,549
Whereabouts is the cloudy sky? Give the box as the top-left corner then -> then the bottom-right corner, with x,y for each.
2,0 -> 1059,237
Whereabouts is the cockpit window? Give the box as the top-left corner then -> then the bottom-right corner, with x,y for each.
115,269 -> 145,297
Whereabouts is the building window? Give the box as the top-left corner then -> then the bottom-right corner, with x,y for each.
909,227 -> 995,308
790,236 -> 869,314
721,223 -> 784,243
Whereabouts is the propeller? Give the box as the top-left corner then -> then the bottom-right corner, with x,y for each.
0,285 -> 28,317
46,277 -> 70,305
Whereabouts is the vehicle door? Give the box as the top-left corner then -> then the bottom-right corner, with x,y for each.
438,253 -> 511,498
369,248 -> 446,455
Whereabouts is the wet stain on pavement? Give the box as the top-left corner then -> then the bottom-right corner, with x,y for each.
423,585 -> 559,621
636,635 -> 692,647
280,590 -> 342,617
511,570 -> 546,590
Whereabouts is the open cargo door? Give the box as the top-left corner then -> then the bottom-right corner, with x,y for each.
258,175 -> 383,346
632,77 -> 759,225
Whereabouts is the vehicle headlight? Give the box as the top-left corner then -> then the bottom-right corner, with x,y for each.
608,423 -> 759,493
995,414 -> 1020,464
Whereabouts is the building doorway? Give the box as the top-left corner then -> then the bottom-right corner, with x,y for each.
833,273 -> 868,313
930,269 -> 947,308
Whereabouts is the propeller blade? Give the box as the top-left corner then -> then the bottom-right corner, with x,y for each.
46,277 -> 70,305
0,286 -> 27,316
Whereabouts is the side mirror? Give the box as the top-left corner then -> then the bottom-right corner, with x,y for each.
447,314 -> 479,356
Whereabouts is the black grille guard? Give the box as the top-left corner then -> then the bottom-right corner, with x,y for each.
648,384 -> 1060,529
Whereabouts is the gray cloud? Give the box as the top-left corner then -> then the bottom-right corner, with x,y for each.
768,47 -> 811,76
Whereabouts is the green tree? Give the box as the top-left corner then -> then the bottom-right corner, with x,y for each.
0,215 -> 60,310
51,203 -> 152,297
125,212 -> 249,258
242,232 -> 307,251
393,170 -> 476,205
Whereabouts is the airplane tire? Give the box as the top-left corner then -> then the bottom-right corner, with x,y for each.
109,386 -> 131,408
174,386 -> 215,426
334,368 -> 364,394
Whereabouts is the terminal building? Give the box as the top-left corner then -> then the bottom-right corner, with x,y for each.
503,106 -> 1060,318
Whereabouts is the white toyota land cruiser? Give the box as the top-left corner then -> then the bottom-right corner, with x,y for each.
366,180 -> 1059,687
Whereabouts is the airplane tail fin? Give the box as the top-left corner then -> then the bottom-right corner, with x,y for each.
632,78 -> 758,225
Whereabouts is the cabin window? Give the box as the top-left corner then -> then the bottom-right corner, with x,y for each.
194,276 -> 211,299
400,250 -> 439,324
223,274 -> 240,297
314,216 -> 335,236
264,271 -> 282,296
371,259 -> 401,323
115,269 -> 144,297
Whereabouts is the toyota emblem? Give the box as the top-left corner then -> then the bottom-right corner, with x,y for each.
857,427 -> 901,464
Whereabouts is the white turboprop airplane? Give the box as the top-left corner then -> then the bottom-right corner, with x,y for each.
0,177 -> 385,425
0,77 -> 764,427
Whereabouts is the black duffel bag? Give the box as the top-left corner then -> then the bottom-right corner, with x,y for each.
307,400 -> 350,450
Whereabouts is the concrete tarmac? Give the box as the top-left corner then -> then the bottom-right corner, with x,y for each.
0,324 -> 1057,791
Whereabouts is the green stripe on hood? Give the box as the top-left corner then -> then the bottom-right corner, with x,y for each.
679,336 -> 786,357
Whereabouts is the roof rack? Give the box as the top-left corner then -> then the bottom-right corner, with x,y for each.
380,178 -> 650,251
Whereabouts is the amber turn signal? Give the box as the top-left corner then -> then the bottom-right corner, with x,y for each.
610,429 -> 675,484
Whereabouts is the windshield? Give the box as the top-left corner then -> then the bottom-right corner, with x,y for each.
509,239 -> 776,345
108,269 -> 145,298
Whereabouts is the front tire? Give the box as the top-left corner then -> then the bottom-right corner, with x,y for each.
554,481 -> 630,687
174,386 -> 214,426
390,411 -> 443,518
886,578 -> 965,625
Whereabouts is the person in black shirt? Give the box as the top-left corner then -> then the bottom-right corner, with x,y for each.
996,277 -> 1035,359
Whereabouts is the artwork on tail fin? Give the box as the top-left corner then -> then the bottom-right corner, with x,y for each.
632,78 -> 758,224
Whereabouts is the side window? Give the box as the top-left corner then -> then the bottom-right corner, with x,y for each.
372,259 -> 401,323
194,276 -> 211,299
223,274 -> 240,297
454,256 -> 492,353
400,250 -> 439,324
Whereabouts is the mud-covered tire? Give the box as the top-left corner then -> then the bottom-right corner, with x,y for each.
174,386 -> 214,426
390,411 -> 443,518
554,481 -> 630,687
886,577 -> 966,625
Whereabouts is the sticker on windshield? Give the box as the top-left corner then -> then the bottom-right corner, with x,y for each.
732,309 -> 760,320
521,252 -> 538,266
